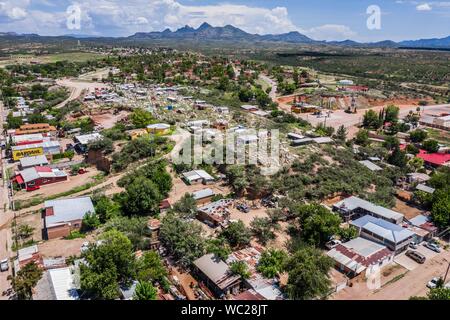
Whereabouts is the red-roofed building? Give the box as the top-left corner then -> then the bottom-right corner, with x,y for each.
13,166 -> 68,190
401,144 -> 450,167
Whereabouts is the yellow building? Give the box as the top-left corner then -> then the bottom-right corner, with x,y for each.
146,123 -> 171,134
127,129 -> 149,140
12,143 -> 44,161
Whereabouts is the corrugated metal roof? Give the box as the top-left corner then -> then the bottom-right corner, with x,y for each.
351,215 -> 414,243
359,160 -> 382,171
193,254 -> 240,290
192,188 -> 215,200
19,155 -> 48,168
416,184 -> 435,194
334,196 -> 404,222
45,197 -> 94,227
48,267 -> 79,300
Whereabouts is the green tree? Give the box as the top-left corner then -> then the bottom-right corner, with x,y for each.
299,204 -> 341,247
121,177 -> 163,216
383,136 -> 400,151
409,129 -> 428,143
284,246 -> 334,300
130,109 -> 154,128
82,212 -> 101,231
355,129 -> 370,146
427,288 -> 450,300
220,221 -> 252,249
335,125 -> 347,142
171,194 -> 197,219
362,110 -> 382,129
8,262 -> 43,300
229,261 -> 250,279
422,139 -> 440,153
431,189 -> 450,228
94,195 -> 120,223
160,213 -> 205,267
133,281 -> 158,300
256,249 -> 288,279
338,226 -> 359,242
384,105 -> 400,123
137,251 -> 168,283
226,165 -> 249,196
250,217 -> 280,245
206,238 -> 231,261
80,230 -> 136,299
388,147 -> 407,168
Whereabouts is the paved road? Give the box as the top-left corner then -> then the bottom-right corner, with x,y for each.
0,100 -> 14,299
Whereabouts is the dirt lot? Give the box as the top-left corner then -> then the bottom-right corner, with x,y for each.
38,235 -> 95,258
15,210 -> 43,241
91,110 -> 129,129
168,176 -> 230,204
393,199 -> 423,220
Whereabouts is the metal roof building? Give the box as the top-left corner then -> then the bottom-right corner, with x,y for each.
192,188 -> 215,200
416,184 -> 435,194
44,197 -> 95,228
19,155 -> 49,169
47,267 -> 79,300
334,196 -> 404,224
74,133 -> 103,145
359,160 -> 382,171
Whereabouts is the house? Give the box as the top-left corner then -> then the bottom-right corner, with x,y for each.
192,188 -> 215,205
227,246 -> 284,300
33,267 -> 79,300
409,214 -> 438,239
237,134 -> 259,145
182,170 -> 215,185
240,105 -> 259,112
197,199 -> 233,228
12,133 -> 45,146
287,133 -> 305,140
43,140 -> 61,155
14,166 -> 67,189
433,115 -> 450,129
407,172 -> 431,184
74,133 -> 103,146
359,160 -> 382,172
147,123 -> 171,134
333,196 -> 404,224
416,184 -> 435,194
326,237 -> 394,278
400,145 -> 450,167
14,245 -> 42,272
251,110 -> 269,117
192,254 -> 242,298
19,155 -> 49,169
350,215 -> 414,254
44,197 -> 95,239
14,123 -> 57,136
231,289 -> 265,300
11,143 -> 45,161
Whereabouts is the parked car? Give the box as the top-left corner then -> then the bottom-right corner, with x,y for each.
325,239 -> 342,250
424,242 -> 441,253
236,204 -> 250,213
406,250 -> 426,264
0,259 -> 8,272
409,241 -> 418,249
427,277 -> 441,289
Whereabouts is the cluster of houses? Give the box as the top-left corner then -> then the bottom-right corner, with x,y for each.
328,196 -> 437,278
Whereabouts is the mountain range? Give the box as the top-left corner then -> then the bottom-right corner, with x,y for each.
2,23 -> 450,49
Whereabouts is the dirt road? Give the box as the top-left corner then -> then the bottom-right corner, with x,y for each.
55,77 -> 109,109
332,248 -> 450,300
259,74 -> 278,101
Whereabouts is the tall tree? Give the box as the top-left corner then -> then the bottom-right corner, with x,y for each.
121,177 -> 163,216
220,221 -> 252,249
133,281 -> 158,300
284,246 -> 334,300
8,262 -> 43,300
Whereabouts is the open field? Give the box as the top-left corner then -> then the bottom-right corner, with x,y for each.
0,52 -> 103,68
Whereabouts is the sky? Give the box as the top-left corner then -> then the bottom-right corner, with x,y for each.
0,0 -> 449,41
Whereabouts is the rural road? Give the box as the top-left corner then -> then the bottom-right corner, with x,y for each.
259,74 -> 278,100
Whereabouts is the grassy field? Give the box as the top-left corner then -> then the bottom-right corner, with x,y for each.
0,51 -> 103,67
426,128 -> 450,146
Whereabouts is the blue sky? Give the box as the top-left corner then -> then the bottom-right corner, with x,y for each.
0,0 -> 449,41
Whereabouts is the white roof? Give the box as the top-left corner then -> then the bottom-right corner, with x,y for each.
18,245 -> 39,262
192,188 -> 215,200
43,140 -> 60,148
341,237 -> 386,257
19,155 -> 48,168
11,143 -> 43,151
313,137 -> 334,144
147,123 -> 170,130
182,170 -> 214,182
359,160 -> 382,171
241,105 -> 258,110
48,267 -> 79,300
351,215 -> 414,243
75,133 -> 103,145
45,197 -> 94,227
416,184 -> 435,194
12,133 -> 44,144
335,196 -> 404,222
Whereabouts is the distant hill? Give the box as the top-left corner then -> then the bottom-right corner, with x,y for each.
2,23 -> 450,49
130,22 -> 314,43
399,35 -> 450,48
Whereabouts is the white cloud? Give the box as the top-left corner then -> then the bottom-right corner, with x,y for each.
0,0 -> 357,40
306,24 -> 357,41
416,3 -> 433,10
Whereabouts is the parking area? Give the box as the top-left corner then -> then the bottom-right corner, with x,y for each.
394,243 -> 440,271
